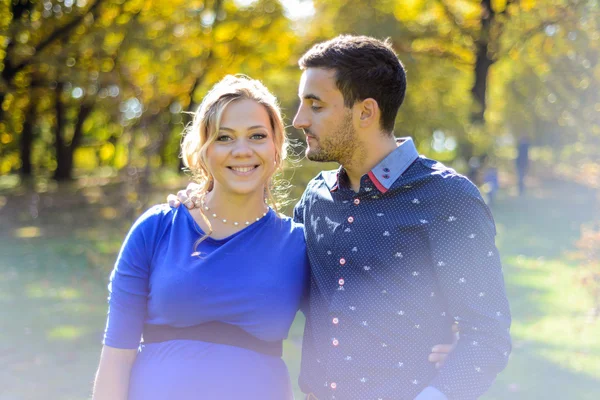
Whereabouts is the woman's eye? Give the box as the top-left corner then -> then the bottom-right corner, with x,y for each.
216,135 -> 232,142
251,133 -> 267,140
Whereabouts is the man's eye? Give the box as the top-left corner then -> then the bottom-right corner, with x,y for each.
311,105 -> 322,111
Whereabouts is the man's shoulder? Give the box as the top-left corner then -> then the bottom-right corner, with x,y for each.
300,168 -> 338,196
414,157 -> 477,193
310,168 -> 338,186
275,213 -> 305,234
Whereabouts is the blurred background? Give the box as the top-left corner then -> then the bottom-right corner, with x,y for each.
0,0 -> 599,399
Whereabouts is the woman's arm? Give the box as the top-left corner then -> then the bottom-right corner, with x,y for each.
92,345 -> 137,400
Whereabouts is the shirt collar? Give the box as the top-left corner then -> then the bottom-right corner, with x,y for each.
325,137 -> 419,194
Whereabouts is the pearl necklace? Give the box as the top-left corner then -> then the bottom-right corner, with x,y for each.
200,195 -> 268,226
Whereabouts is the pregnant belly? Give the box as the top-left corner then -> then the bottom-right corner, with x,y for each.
128,340 -> 292,400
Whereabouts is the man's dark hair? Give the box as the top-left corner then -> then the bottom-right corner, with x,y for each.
298,35 -> 406,133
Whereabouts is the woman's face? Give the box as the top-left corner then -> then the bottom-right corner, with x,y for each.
205,99 -> 277,197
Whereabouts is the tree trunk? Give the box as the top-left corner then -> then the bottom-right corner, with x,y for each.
470,0 -> 496,124
471,41 -> 493,124
177,0 -> 225,174
19,97 -> 36,177
53,83 -> 68,180
53,83 -> 94,181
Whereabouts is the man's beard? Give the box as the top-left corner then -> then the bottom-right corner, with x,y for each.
306,114 -> 359,165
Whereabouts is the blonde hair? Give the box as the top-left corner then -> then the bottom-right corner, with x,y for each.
180,75 -> 290,252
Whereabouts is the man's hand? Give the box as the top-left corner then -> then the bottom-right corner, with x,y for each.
428,323 -> 459,369
167,183 -> 202,209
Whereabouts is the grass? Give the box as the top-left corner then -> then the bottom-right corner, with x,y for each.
0,177 -> 599,399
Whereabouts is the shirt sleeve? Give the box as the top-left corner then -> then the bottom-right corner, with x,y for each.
293,196 -> 305,225
102,207 -> 160,349
427,177 -> 512,399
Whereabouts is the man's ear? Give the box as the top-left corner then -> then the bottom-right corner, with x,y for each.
356,98 -> 380,128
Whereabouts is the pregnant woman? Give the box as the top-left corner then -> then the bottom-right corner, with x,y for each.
92,75 -> 307,399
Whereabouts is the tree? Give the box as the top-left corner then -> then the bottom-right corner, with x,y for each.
303,0 -> 598,163
0,0 -> 300,181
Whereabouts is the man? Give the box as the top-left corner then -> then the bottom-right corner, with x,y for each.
174,35 -> 511,400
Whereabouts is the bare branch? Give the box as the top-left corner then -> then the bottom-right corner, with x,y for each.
9,0 -> 105,80
186,0 -> 226,112
394,42 -> 474,67
495,17 -> 569,61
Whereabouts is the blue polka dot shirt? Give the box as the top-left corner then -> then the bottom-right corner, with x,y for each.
294,138 -> 512,400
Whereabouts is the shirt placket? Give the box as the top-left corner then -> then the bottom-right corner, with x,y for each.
325,189 -> 363,398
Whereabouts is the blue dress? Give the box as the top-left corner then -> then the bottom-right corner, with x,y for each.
103,204 -> 308,399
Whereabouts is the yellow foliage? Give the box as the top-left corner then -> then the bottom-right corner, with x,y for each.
99,143 -> 116,162
456,0 -> 481,21
113,145 -> 129,169
101,207 -> 118,220
0,153 -> 20,174
2,93 -> 13,111
394,0 -> 425,21
520,0 -> 536,11
492,0 -> 508,13
101,58 -> 115,73
215,21 -> 239,42
74,147 -> 98,170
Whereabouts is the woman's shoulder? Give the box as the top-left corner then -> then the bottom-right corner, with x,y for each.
128,203 -> 178,234
136,203 -> 175,222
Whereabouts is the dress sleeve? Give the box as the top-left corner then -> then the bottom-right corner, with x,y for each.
427,177 -> 512,399
102,208 -> 159,349
292,191 -> 310,314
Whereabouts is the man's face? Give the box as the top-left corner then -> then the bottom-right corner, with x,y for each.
293,68 -> 358,164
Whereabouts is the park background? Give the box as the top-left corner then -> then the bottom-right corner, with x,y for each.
0,0 -> 599,399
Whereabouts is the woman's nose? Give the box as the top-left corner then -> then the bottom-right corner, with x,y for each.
231,139 -> 253,157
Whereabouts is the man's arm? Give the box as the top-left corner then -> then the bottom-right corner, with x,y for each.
424,177 -> 512,399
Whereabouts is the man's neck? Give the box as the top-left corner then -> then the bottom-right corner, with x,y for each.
344,133 -> 398,192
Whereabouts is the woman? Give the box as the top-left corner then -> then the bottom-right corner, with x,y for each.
93,75 -> 307,399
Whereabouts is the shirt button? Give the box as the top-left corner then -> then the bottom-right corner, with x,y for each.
332,317 -> 339,324
338,278 -> 345,286
353,198 -> 360,205
347,216 -> 354,223
339,258 -> 346,265
330,382 -> 337,389
382,174 -> 390,179
383,167 -> 390,173
332,338 -> 339,346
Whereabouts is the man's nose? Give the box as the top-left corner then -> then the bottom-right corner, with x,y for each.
293,108 -> 309,130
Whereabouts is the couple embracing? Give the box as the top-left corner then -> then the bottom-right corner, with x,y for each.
93,35 -> 511,400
